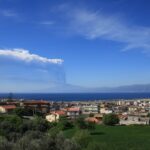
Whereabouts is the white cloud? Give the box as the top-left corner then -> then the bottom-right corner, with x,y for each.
0,49 -> 64,64
68,9 -> 150,52
0,48 -> 65,92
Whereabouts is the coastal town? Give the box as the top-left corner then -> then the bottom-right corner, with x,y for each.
1,98 -> 150,125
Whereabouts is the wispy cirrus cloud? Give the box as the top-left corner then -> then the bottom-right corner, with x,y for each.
62,8 -> 150,52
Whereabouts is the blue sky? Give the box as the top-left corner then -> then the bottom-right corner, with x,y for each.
0,0 -> 150,92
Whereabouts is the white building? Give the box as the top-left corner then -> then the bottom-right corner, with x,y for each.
46,113 -> 59,122
120,115 -> 150,125
81,105 -> 99,114
66,107 -> 80,119
45,110 -> 66,122
100,107 -> 113,114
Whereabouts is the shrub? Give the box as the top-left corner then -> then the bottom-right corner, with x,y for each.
13,108 -> 33,117
18,120 -> 34,134
4,115 -> 22,126
89,113 -> 94,117
33,117 -> 50,132
58,116 -> 73,130
73,130 -> 91,149
75,117 -> 87,129
103,113 -> 119,126
0,136 -> 13,150
56,133 -> 79,150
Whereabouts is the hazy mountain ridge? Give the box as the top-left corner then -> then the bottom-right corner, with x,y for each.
92,84 -> 150,93
40,83 -> 150,93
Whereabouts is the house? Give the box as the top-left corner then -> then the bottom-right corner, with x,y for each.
0,105 -> 16,113
100,107 -> 113,114
128,106 -> 138,112
120,115 -> 150,125
94,113 -> 103,120
85,113 -> 103,124
21,101 -> 50,114
46,113 -> 59,122
81,105 -> 99,114
116,100 -> 126,106
85,117 -> 100,124
66,107 -> 80,119
45,110 -> 66,122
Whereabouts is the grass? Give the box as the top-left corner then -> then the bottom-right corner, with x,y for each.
64,125 -> 150,150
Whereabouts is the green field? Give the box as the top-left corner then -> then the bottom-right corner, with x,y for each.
64,125 -> 150,150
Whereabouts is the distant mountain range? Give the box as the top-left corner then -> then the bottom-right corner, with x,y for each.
41,83 -> 150,93
93,84 -> 150,93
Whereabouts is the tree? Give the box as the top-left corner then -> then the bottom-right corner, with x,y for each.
13,108 -> 25,117
89,113 -> 94,117
103,113 -> 119,126
75,117 -> 87,129
4,115 -> 22,126
19,120 -> 34,134
33,117 -> 50,132
0,115 -> 22,140
13,108 -> 33,117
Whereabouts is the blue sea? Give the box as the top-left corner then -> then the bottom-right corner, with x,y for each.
1,93 -> 150,101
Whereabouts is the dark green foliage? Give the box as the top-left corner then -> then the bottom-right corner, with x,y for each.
34,111 -> 43,117
62,138 -> 79,150
18,120 -> 35,134
58,116 -> 74,130
13,107 -> 33,117
103,113 -> 119,126
73,130 -> 91,149
86,142 -> 102,150
33,117 -> 50,132
56,133 -> 79,150
0,137 -> 13,150
48,126 -> 61,138
4,115 -> 22,125
1,113 -> 150,150
89,113 -> 94,117
87,121 -> 96,130
0,114 -> 80,150
0,115 -> 22,140
0,115 -> 50,141
0,130 -> 79,150
0,121 -> 16,134
14,131 -> 55,150
75,116 -> 96,130
75,117 -> 87,129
